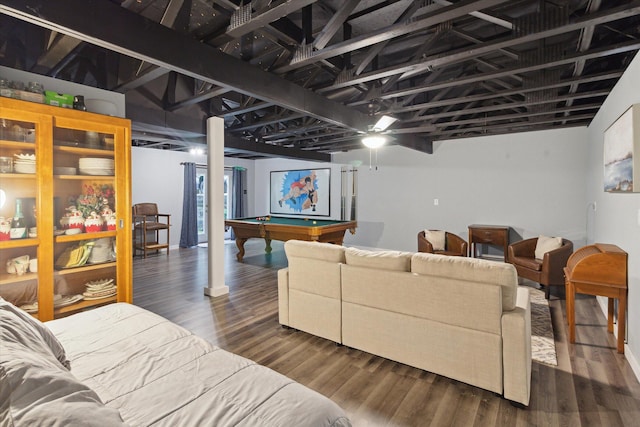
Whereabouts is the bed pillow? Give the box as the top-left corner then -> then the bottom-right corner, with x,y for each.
425,230 -> 446,251
0,309 -> 126,426
0,297 -> 70,369
534,235 -> 563,260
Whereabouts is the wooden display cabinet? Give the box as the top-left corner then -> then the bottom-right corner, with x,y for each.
0,97 -> 131,321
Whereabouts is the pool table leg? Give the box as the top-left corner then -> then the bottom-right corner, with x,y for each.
264,238 -> 272,254
235,238 -> 247,262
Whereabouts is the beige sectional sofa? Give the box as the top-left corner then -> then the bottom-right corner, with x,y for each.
278,240 -> 532,406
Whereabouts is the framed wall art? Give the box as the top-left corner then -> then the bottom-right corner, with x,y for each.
270,168 -> 330,216
604,104 -> 640,192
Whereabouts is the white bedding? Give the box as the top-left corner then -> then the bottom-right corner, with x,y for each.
45,303 -> 351,427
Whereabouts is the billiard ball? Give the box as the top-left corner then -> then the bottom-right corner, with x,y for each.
304,218 -> 308,221
312,221 -> 317,224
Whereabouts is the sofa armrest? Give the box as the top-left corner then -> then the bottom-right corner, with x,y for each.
541,239 -> 573,284
277,268 -> 290,326
501,287 -> 531,406
508,238 -> 537,261
446,233 -> 468,256
417,232 -> 434,253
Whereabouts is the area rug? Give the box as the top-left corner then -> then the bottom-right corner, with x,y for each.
530,287 -> 558,366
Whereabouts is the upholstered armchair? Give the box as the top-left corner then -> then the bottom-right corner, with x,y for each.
508,237 -> 573,299
417,230 -> 468,257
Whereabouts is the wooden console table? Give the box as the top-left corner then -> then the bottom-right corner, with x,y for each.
564,243 -> 628,354
468,225 -> 510,261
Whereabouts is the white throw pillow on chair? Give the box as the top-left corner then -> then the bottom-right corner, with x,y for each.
534,235 -> 562,259
425,230 -> 446,251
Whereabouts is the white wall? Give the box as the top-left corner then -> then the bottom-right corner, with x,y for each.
332,127 -> 589,251
253,158 -> 346,219
130,147 -> 253,247
586,52 -> 640,375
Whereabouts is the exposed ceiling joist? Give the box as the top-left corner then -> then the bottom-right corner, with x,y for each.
225,134 -> 331,161
0,0 -> 372,132
1,0 -> 639,158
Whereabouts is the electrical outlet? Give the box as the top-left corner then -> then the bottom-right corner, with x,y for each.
433,198 -> 439,206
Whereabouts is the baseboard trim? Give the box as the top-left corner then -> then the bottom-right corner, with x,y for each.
596,296 -> 639,382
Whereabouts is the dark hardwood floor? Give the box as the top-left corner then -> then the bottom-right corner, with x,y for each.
132,241 -> 640,426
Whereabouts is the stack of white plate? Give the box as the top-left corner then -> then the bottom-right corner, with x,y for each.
79,157 -> 114,175
53,294 -> 84,308
87,238 -> 115,264
82,278 -> 116,300
14,153 -> 36,174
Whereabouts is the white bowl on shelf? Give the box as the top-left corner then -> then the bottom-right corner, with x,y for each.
54,166 -> 77,175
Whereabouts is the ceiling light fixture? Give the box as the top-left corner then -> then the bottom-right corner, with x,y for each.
360,115 -> 396,170
361,134 -> 387,171
372,115 -> 398,132
361,134 -> 386,149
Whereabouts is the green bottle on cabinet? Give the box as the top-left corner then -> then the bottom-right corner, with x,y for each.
10,199 -> 27,239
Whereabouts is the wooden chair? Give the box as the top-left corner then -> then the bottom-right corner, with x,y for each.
132,203 -> 170,258
417,230 -> 468,257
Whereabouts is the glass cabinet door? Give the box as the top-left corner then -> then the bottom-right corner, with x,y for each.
0,110 -> 49,317
52,122 -> 119,317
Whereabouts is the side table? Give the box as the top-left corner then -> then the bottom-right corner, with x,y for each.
564,243 -> 627,354
468,225 -> 510,262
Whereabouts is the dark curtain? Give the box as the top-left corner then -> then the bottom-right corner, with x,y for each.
231,167 -> 247,218
229,167 -> 246,240
180,162 -> 198,247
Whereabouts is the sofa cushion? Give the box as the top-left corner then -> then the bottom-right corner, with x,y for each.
345,247 -> 412,272
284,240 -> 345,263
411,253 -> 518,311
534,235 -> 562,260
0,297 -> 70,369
424,230 -> 446,251
510,256 -> 542,271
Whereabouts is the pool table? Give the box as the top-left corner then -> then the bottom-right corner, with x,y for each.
225,216 -> 357,261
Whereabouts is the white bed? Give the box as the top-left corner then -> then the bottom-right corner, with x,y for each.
1,300 -> 351,426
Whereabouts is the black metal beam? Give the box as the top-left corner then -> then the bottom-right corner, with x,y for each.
394,135 -> 433,154
380,39 -> 640,100
277,0 -> 512,72
322,2 -> 640,92
0,0 -> 372,132
224,134 -> 331,161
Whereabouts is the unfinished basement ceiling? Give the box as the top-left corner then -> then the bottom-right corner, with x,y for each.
1,0 -> 639,160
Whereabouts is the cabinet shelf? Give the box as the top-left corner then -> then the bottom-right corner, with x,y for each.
56,230 -> 116,243
0,271 -> 37,286
54,145 -> 114,156
0,172 -> 36,179
0,238 -> 39,249
55,261 -> 116,275
54,295 -> 117,316
55,174 -> 114,180
0,140 -> 35,148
